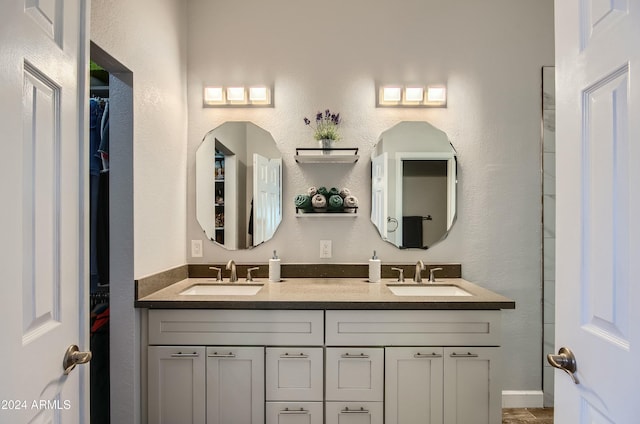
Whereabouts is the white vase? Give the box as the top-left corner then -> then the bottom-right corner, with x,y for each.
319,139 -> 333,154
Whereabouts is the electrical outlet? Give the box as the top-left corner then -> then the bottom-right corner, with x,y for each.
320,240 -> 332,258
191,240 -> 203,258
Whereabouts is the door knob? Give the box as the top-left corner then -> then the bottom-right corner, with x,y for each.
547,347 -> 579,384
63,344 -> 92,375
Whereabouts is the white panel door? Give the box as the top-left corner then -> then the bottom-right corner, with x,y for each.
253,153 -> 281,246
385,347 -> 444,424
554,0 -> 640,422
206,346 -> 265,424
0,1 -> 87,423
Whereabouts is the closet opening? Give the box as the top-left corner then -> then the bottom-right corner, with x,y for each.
88,41 -> 134,424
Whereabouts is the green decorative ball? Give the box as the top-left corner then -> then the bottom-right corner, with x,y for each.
328,194 -> 344,210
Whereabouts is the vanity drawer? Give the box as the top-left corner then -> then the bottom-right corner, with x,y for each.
325,348 -> 384,401
148,309 -> 324,345
266,402 -> 323,424
325,401 -> 383,424
266,347 -> 324,401
325,310 -> 501,346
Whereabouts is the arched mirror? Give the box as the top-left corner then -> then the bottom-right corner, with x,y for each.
196,122 -> 282,250
371,121 -> 457,249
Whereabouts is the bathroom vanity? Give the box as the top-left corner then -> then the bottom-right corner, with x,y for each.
137,277 -> 514,424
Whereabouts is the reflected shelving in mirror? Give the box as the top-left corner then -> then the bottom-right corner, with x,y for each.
196,122 -> 283,250
371,121 -> 457,250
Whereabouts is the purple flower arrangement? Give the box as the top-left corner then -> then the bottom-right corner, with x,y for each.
303,109 -> 341,141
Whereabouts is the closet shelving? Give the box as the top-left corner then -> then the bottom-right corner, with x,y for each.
214,152 -> 225,244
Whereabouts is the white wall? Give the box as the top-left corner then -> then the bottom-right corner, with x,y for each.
186,0 -> 554,394
92,0 -> 188,278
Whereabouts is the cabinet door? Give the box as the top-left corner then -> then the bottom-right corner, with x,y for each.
266,347 -> 323,401
206,346 -> 264,424
325,348 -> 384,401
385,347 -> 444,424
444,347 -> 500,424
325,401 -> 383,424
266,402 -> 323,424
148,346 -> 206,424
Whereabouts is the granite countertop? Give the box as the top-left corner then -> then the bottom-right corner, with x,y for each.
135,277 -> 515,310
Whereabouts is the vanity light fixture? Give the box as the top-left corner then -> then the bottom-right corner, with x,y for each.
426,85 -> 447,105
203,86 -> 224,104
382,86 -> 402,103
376,84 -> 447,107
226,86 -> 246,102
203,85 -> 273,107
404,86 -> 424,102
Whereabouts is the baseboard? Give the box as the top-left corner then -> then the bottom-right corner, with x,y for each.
502,390 -> 544,408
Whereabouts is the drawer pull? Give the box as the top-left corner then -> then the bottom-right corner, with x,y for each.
341,407 -> 369,414
279,408 -> 309,415
341,353 -> 370,359
280,353 -> 309,359
170,352 -> 199,358
208,352 -> 236,358
414,352 -> 443,358
450,352 -> 479,358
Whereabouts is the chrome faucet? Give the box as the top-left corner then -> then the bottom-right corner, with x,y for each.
413,260 -> 425,283
226,260 -> 238,282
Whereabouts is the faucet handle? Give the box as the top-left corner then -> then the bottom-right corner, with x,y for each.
208,266 -> 222,281
429,267 -> 444,282
246,267 -> 259,282
391,267 -> 405,282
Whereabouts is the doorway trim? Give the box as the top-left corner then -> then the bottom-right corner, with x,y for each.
90,41 -> 137,423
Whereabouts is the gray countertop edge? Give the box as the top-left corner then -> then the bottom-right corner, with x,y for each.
134,299 -> 515,310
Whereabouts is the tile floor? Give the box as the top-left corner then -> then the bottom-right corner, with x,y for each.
503,408 -> 554,423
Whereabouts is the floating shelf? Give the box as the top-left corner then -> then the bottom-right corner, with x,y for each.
295,147 -> 359,163
295,207 -> 358,217
296,213 -> 358,218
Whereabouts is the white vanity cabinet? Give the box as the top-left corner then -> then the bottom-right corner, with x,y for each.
206,347 -> 264,424
146,346 -> 263,424
325,347 -> 385,424
443,347 -> 501,424
146,308 -> 504,424
385,347 -> 444,424
385,347 -> 500,424
265,347 -> 324,424
147,309 -> 324,424
148,346 -> 206,424
327,310 -> 503,424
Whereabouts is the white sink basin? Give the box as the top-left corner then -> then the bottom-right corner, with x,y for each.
180,284 -> 264,296
387,284 -> 472,297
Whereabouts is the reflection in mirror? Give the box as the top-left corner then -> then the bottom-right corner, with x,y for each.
196,122 -> 282,250
371,121 -> 457,249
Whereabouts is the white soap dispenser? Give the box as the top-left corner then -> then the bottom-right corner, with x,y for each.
369,250 -> 381,283
269,250 -> 281,282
